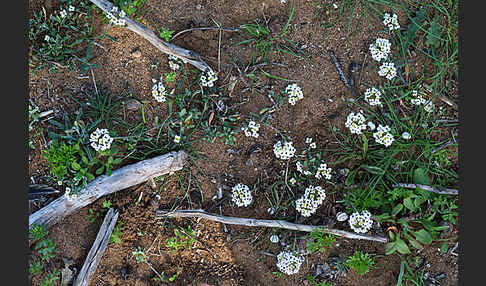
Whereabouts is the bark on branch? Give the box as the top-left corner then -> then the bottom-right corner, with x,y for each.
29,151 -> 187,229
89,0 -> 212,72
392,183 -> 458,195
73,208 -> 119,286
155,209 -> 388,243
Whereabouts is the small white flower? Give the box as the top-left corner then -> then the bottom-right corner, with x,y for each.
276,251 -> 304,275
345,111 -> 367,135
410,90 -> 427,106
402,132 -> 411,140
273,141 -> 296,160
304,185 -> 326,205
242,120 -> 260,138
280,0 -> 286,4
267,207 -> 276,215
173,135 -> 181,143
378,62 -> 397,80
383,13 -> 400,31
305,137 -> 312,144
309,142 -> 316,149
424,101 -> 435,113
231,183 -> 253,207
295,196 -> 318,217
369,38 -> 391,62
364,87 -> 383,106
349,210 -> 373,233
90,128 -> 114,152
270,235 -> 280,243
368,121 -> 376,131
44,35 -> 51,42
57,181 -> 63,186
152,77 -> 167,102
60,10 -> 67,18
289,177 -> 296,184
315,163 -> 332,180
168,55 -> 182,70
68,5 -> 75,12
200,69 -> 218,87
285,83 -> 304,105
373,124 -> 394,147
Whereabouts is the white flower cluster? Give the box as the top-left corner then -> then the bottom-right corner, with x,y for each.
348,210 -> 373,233
373,124 -> 394,147
315,163 -> 332,180
231,183 -> 253,207
168,55 -> 181,71
64,187 -> 78,202
200,69 -> 218,87
295,185 -> 326,217
106,6 -> 127,27
242,120 -> 260,138
152,77 -> 167,102
424,100 -> 435,113
364,87 -> 383,106
273,141 -> 296,160
383,13 -> 400,31
410,90 -> 427,106
378,62 -> 397,80
285,83 -> 304,105
369,38 -> 391,62
276,251 -> 304,275
296,161 -> 312,176
345,111 -> 367,135
90,128 -> 113,152
305,137 -> 316,149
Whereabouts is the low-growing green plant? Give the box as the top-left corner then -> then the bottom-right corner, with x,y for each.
29,224 -> 59,283
306,228 -> 336,254
40,270 -> 60,286
28,0 -> 105,74
305,275 -> 332,286
345,251 -> 374,275
109,221 -> 123,244
159,26 -> 174,42
132,246 -> 148,263
165,72 -> 177,83
166,226 -> 196,253
42,140 -> 78,181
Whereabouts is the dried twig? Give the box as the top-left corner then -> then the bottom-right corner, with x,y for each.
29,151 -> 187,229
432,139 -> 457,154
171,26 -> 240,40
74,208 -> 119,286
89,0 -> 211,72
329,51 -> 357,97
156,209 -> 388,243
392,183 -> 458,195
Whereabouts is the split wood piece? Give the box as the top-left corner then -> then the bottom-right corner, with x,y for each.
155,209 -> 388,243
392,183 -> 458,195
29,151 -> 187,229
73,208 -> 119,286
89,0 -> 212,72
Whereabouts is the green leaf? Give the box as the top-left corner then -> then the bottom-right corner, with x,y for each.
408,237 -> 424,250
414,229 -> 433,245
385,241 -> 398,255
395,237 -> 411,254
403,197 -> 416,211
107,156 -> 113,165
360,165 -> 385,175
345,170 -> 355,186
95,166 -> 105,175
413,168 -> 430,185
392,203 -> 404,216
404,8 -> 428,51
87,173 -> 95,181
81,156 -> 89,165
71,162 -> 81,171
362,133 -> 368,159
113,158 -> 123,164
440,242 -> 449,253
425,15 -> 442,49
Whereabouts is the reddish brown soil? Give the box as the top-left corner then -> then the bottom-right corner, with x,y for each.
28,0 -> 458,285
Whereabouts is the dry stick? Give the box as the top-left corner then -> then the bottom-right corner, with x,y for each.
74,208 -> 119,286
155,209 -> 388,243
392,183 -> 458,195
89,0 -> 211,72
29,151 -> 187,229
171,26 -> 240,40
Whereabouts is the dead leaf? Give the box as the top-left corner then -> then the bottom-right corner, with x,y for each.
208,112 -> 215,126
386,226 -> 398,234
404,64 -> 410,81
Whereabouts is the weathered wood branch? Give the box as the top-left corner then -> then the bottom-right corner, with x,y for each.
392,183 -> 458,195
155,209 -> 388,243
29,151 -> 187,229
89,0 -> 212,72
73,208 -> 119,286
